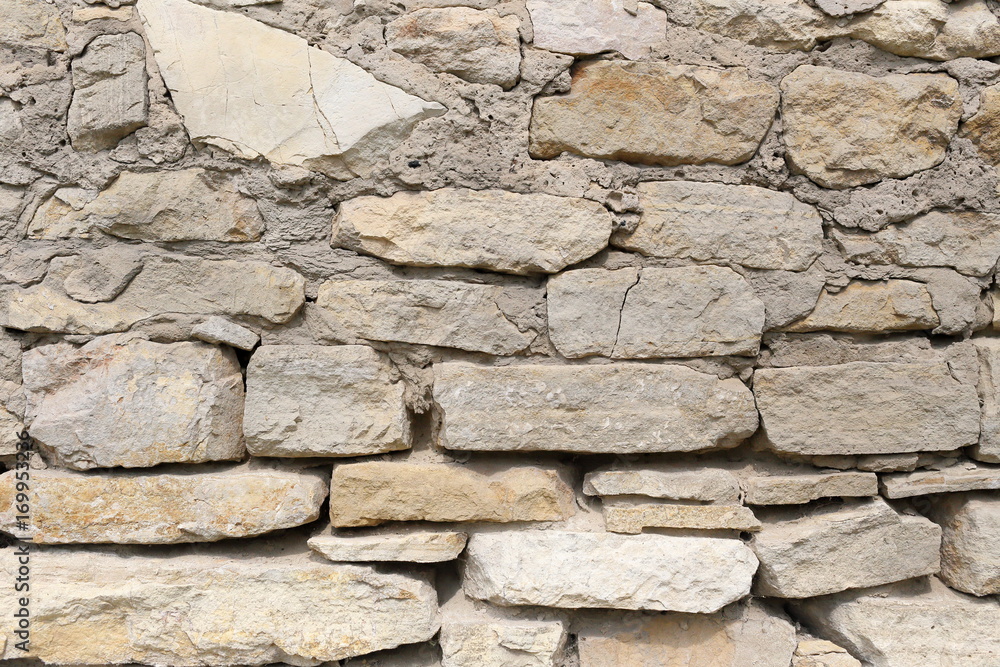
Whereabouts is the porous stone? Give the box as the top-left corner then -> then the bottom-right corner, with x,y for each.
243,345 -> 409,458
527,0 -> 667,59
68,33 -> 147,151
751,499 -> 941,598
962,84 -> 1000,165
754,362 -> 980,455
603,503 -> 762,534
328,462 -> 574,527
0,0 -> 67,50
743,471 -> 878,505
463,531 -> 758,612
974,337 -> 1000,463
584,466 -> 741,503
192,317 -> 260,351
309,531 -> 468,563
783,280 -> 939,333
881,463 -> 1000,498
333,189 -> 612,275
23,335 -> 244,470
441,620 -> 566,667
0,546 -> 439,664
793,639 -> 862,667
315,279 -> 534,355
932,493 -> 1000,596
613,181 -> 824,271
385,8 -> 521,88
529,61 -> 779,166
781,65 -> 962,189
136,0 -> 445,177
0,467 -> 327,544
548,266 -> 764,358
435,362 -> 758,454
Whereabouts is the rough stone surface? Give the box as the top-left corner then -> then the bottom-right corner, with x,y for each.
435,362 -> 758,453
309,531 -> 468,563
529,61 -> 779,166
881,463 -> 1000,498
972,337 -> 1000,463
793,640 -> 862,667
603,503 -> 762,534
962,84 -> 1000,165
0,0 -> 67,50
192,316 -> 260,351
743,472 -> 878,505
333,189 -> 612,275
784,280 -> 939,333
463,531 -> 758,612
441,620 -> 565,667
527,0 -> 667,60
584,466 -> 741,503
932,493 -> 1000,596
244,345 -> 409,458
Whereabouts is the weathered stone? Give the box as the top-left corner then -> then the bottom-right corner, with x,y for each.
604,503 -> 762,534
68,33 -> 147,151
309,531 -> 468,563
329,462 -> 574,527
73,5 -> 134,21
244,345 -> 409,458
62,252 -> 143,303
973,338 -> 1000,463
754,362 -> 980,455
745,263 -> 828,330
0,0 -> 67,50
0,406 -> 22,456
743,471 -> 878,505
315,279 -> 534,355
192,316 -> 259,351
529,61 -> 779,166
792,577 -> 1000,667
464,531 -> 757,611
584,466 -> 741,503
23,334 -> 244,470
793,639 -> 862,667
814,0 -> 885,16
0,546 -> 439,664
932,493 -> 1000,595
963,84 -> 1000,165
752,499 -> 941,598
435,362 -> 758,454
881,463 -> 1000,498
784,280 -> 939,333
441,620 -> 565,667
781,66 -> 962,189
333,189 -> 611,275
136,0 -> 445,177
386,8 -> 521,88
527,0 -> 667,59
0,466 -> 327,544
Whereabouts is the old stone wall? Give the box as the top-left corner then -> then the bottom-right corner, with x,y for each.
2,0 -> 1000,664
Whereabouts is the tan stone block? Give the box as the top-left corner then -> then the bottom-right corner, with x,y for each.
743,472 -> 877,505
932,493 -> 1000,596
603,503 -> 762,534
784,281 -> 939,333
584,466 -> 741,503
880,463 -> 1000,498
441,620 -> 565,667
309,530 -> 468,563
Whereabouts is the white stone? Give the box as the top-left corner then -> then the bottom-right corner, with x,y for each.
527,0 -> 667,60
441,620 -> 566,667
192,317 -> 260,351
309,531 -> 468,563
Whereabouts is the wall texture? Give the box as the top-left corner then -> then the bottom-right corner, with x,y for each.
2,0 -> 1000,664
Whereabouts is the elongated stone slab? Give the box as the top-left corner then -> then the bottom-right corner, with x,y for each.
527,0 -> 667,60
972,338 -> 1000,463
880,464 -> 1000,499
743,472 -> 878,505
584,466 -> 741,503
463,531 -> 758,612
435,362 -> 758,454
784,281 -> 939,333
603,503 -> 762,534
309,531 -> 468,563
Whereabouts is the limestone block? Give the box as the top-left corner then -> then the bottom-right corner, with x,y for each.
603,503 -> 762,534
73,5 -> 134,20
548,266 -> 765,358
333,189 -> 612,275
386,8 -> 521,88
814,0 -> 884,16
328,462 -> 574,527
441,620 -> 565,667
529,61 -> 779,166
881,464 -> 1000,498
962,84 -> 1000,165
932,493 -> 1000,595
0,466 -> 327,544
315,279 -> 534,355
583,466 -> 741,503
743,471 -> 878,505
463,531 -> 758,612
309,530 -> 468,563
435,362 -> 758,454
793,639 -> 861,667
973,337 -> 1000,463
754,362 -> 980,455
192,317 -> 259,351
784,280 -> 939,333
136,0 -> 445,177
751,499 -> 941,598
0,0 -> 67,50
613,181 -> 823,271
243,345 -> 410,458
23,334 -> 244,470
527,0 -> 667,59
781,65 -> 962,188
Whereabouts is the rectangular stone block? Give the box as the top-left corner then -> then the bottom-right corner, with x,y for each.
972,337 -> 1000,463
583,466 -> 741,503
603,503 -> 761,534
784,280 -> 939,333
743,471 -> 878,505
309,530 -> 468,563
880,464 -> 1000,498
441,619 -> 566,667
931,493 -> 1000,596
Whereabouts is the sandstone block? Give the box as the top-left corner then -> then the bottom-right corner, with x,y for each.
192,316 -> 260,351
603,503 -> 762,534
962,84 -> 1000,165
932,493 -> 1000,596
584,466 -> 741,503
972,337 -> 1000,463
529,61 -> 779,166
752,499 -> 941,598
793,639 -> 862,667
309,531 -> 468,563
881,464 -> 1000,498
441,620 -> 565,667
435,362 -> 758,454
784,280 -> 939,333
527,0 -> 667,59
781,65 -> 962,188
0,0 -> 67,51
754,361 -> 980,456
333,189 -> 611,275
743,471 -> 878,505
244,345 -> 409,458
329,462 -> 574,527
23,334 -> 244,470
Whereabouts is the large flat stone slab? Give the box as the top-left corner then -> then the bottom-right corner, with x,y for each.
931,493 -> 1000,596
527,0 -> 667,59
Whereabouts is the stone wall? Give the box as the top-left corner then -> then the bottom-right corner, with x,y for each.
2,0 -> 1000,664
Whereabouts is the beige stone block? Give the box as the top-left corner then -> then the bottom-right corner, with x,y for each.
584,466 -> 741,503
309,530 -> 468,563
784,281 -> 939,333
743,472 -> 877,505
441,620 -> 565,667
603,503 -> 762,534
0,0 -> 67,50
880,463 -> 1000,498
932,493 -> 1000,596
527,0 -> 666,59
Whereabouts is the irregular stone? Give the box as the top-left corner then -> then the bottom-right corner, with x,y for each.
0,466 -> 327,544
441,620 -> 565,667
814,0 -> 884,16
136,0 -> 445,177
0,407 -> 22,456
880,463 -> 1000,498
545,267 -> 635,357
613,181 -> 823,271
527,0 -> 667,60
793,639 -> 862,667
833,211 -> 1000,277
529,61 -> 779,166
0,546 -> 439,664
781,65 -> 962,189
754,361 -> 980,455
584,466 -> 741,503
192,316 -> 260,351
973,338 -> 1000,463
0,0 -> 67,50
73,5 -> 135,21
792,577 -> 1000,667
385,8 -> 521,88
784,280 -> 939,333
315,279 -> 534,355
309,531 -> 468,563
464,531 -> 757,612
244,345 -> 409,458
962,84 -> 1000,165
745,263 -> 828,330
68,33 -> 147,151
751,499 -> 941,598
435,362 -> 758,453
334,189 -> 611,275
62,252 -> 143,303
23,334 -> 244,470
329,462 -> 574,527
743,471 -> 878,505
603,503 -> 762,534
25,187 -> 99,239
932,493 -> 1000,595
